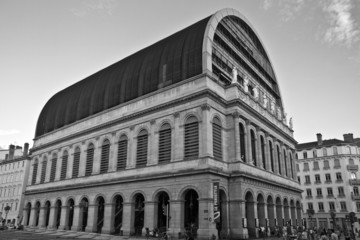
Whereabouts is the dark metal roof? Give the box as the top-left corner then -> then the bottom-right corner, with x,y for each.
35,16 -> 211,138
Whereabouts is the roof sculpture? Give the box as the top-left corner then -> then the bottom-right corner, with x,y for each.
35,9 -> 281,138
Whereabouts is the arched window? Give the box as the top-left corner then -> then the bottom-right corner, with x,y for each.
333,147 -> 338,155
212,117 -> 222,161
261,136 -> 266,169
250,130 -> 257,166
136,129 -> 148,167
31,159 -> 38,185
159,124 -> 172,163
289,153 -> 294,178
40,157 -> 47,184
184,116 -> 199,159
269,141 -> 274,172
85,144 -> 94,176
50,153 -> 57,182
72,147 -> 81,178
100,139 -> 110,174
239,123 -> 246,161
313,149 -> 317,158
60,150 -> 68,180
283,150 -> 288,177
323,148 -> 327,156
117,135 -> 128,170
277,146 -> 282,175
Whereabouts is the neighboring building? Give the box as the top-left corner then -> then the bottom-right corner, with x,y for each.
0,143 -> 30,225
0,145 -> 23,161
296,133 -> 360,230
23,8 -> 301,239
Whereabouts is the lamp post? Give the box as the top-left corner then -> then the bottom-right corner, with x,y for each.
330,211 -> 336,230
307,209 -> 314,229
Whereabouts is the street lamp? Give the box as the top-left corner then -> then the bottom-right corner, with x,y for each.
307,209 -> 314,229
330,211 -> 336,229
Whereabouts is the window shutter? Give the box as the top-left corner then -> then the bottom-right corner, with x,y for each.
72,148 -> 80,178
40,160 -> 47,184
117,136 -> 127,170
49,155 -> 57,182
184,117 -> 199,159
100,140 -> 110,174
159,124 -> 171,163
85,145 -> 94,176
212,118 -> 222,161
136,130 -> 148,167
32,163 -> 38,185
60,152 -> 68,180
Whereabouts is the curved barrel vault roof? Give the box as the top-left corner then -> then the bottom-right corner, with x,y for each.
35,8 -> 282,138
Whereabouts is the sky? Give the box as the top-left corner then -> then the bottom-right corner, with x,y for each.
0,0 -> 359,150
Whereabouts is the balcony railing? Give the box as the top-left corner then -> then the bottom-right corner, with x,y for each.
347,165 -> 359,171
351,192 -> 360,200
349,179 -> 360,185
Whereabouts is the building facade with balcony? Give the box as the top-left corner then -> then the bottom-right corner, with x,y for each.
296,133 -> 360,230
23,9 -> 301,239
0,143 -> 30,225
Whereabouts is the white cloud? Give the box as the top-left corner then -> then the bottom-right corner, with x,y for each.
263,0 -> 272,10
0,129 -> 20,136
322,0 -> 359,47
263,0 -> 306,22
71,0 -> 118,17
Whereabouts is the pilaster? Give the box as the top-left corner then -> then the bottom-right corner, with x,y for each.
200,104 -> 212,158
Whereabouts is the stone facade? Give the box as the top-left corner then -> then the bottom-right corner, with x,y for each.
23,9 -> 301,239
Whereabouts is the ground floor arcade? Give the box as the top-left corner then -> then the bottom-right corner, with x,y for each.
23,174 -> 302,239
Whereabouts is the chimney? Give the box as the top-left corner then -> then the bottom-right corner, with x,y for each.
316,133 -> 323,145
343,133 -> 354,143
9,144 -> 15,160
23,143 -> 29,157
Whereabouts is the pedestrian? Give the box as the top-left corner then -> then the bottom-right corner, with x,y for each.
330,229 -> 338,240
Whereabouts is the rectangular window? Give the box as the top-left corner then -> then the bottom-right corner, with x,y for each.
323,148 -> 327,156
305,175 -> 311,184
324,160 -> 330,169
325,173 -> 331,182
308,203 -> 313,210
318,202 -> 324,211
315,174 -> 321,183
317,188 -> 323,197
297,176 -> 301,183
334,159 -> 341,168
333,147 -> 338,155
313,161 -> 319,170
304,162 -> 309,171
306,189 -> 312,197
329,202 -> 335,210
296,164 -> 300,172
313,150 -> 317,158
354,187 -> 359,196
336,172 -> 342,182
340,202 -> 347,211
338,187 -> 345,197
327,187 -> 333,196
356,202 -> 360,211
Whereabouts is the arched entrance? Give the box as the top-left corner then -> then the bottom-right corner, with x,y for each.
55,200 -> 62,229
44,201 -> 51,228
245,192 -> 255,238
267,196 -> 275,232
80,198 -> 89,232
257,194 -> 265,233
276,197 -> 283,227
133,194 -> 145,235
156,191 -> 170,232
35,201 -> 40,226
96,196 -> 105,233
67,199 -> 74,230
113,195 -> 123,235
184,189 -> 199,237
25,202 -> 31,226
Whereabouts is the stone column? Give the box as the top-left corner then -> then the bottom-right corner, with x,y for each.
93,138 -> 101,174
22,207 -> 29,226
67,146 -> 74,179
36,160 -> 43,183
28,160 -> 34,185
267,203 -> 275,229
55,154 -> 62,181
292,150 -> 297,180
78,144 -> 86,177
232,112 -> 241,162
168,200 -> 183,235
172,112 -> 183,162
85,204 -> 96,232
258,202 -> 266,228
70,205 -> 81,231
279,143 -> 285,176
291,205 -> 296,226
122,202 -> 133,235
200,104 -> 212,158
273,139 -> 280,175
127,127 -> 136,169
102,202 -> 114,234
45,158 -> 52,183
38,207 -> 46,229
198,198 -> 217,239
58,205 -> 68,231
148,120 -> 158,166
47,206 -> 56,230
29,207 -> 37,227
144,201 -> 156,234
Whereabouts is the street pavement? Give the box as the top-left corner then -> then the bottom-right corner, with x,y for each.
0,228 -> 127,240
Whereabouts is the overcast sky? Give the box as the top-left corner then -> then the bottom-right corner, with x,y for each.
0,0 -> 359,149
